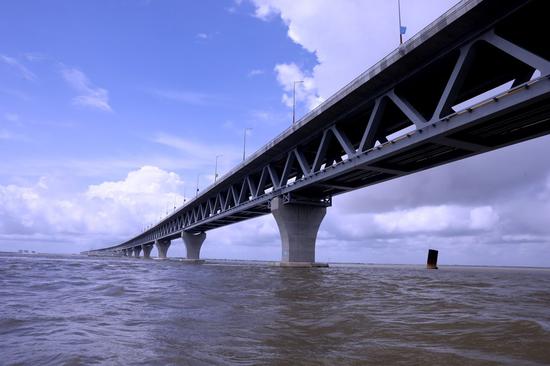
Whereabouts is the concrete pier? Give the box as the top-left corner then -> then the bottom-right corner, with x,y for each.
127,248 -> 134,257
181,231 -> 206,263
271,196 -> 327,267
133,246 -> 142,258
155,239 -> 171,259
141,243 -> 153,259
122,249 -> 128,257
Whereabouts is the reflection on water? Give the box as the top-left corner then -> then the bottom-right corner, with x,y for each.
1,253 -> 550,365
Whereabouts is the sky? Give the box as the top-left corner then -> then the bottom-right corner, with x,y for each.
1,0 -> 550,266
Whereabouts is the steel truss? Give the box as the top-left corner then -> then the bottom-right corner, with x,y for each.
102,0 -> 550,252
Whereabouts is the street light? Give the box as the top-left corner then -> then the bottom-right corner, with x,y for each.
397,0 -> 406,45
215,154 -> 223,182
292,80 -> 304,124
243,127 -> 252,162
196,174 -> 200,197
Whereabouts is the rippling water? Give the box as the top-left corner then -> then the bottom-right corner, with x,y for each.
1,253 -> 550,365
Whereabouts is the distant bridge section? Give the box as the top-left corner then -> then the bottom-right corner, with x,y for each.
93,0 -> 550,266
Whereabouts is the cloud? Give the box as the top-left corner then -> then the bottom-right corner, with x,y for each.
86,166 -> 183,199
196,32 -> 220,41
152,134 -> 210,156
61,67 -> 112,112
152,133 -> 242,178
274,62 -> 323,110
251,0 -> 460,105
0,166 -> 186,251
0,54 -> 36,81
247,69 -> 265,77
85,166 -> 185,231
372,205 -> 499,234
149,89 -> 222,106
226,0 -> 244,14
24,52 -> 47,62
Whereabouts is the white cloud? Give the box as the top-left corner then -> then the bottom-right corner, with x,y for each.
149,89 -> 221,106
251,0 -> 460,107
250,109 -> 272,121
153,134 -> 208,155
0,54 -> 36,81
61,67 -> 112,112
372,205 -> 499,234
247,69 -> 265,77
196,32 -> 210,40
152,133 -> 242,176
274,62 -> 323,110
85,166 -> 185,232
0,166 -> 186,251
24,52 -> 47,62
87,165 -> 183,199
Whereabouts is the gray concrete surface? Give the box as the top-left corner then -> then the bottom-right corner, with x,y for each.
141,244 -> 153,259
155,239 -> 171,259
181,231 -> 206,260
271,197 -> 327,264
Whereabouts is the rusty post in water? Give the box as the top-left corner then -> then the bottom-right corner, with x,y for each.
427,249 -> 438,269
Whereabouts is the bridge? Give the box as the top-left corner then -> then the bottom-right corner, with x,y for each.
91,0 -> 550,266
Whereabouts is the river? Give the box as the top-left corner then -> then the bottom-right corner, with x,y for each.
1,253 -> 549,365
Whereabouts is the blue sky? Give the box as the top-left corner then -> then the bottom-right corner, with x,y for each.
0,0 -> 315,187
2,0 -> 550,266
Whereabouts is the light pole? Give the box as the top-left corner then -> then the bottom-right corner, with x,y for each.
292,80 -> 304,124
243,127 -> 252,162
397,0 -> 406,45
215,154 -> 223,182
196,174 -> 200,197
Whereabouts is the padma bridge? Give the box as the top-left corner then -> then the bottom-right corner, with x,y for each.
91,0 -> 550,266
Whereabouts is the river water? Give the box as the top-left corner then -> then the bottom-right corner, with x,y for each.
1,253 -> 550,365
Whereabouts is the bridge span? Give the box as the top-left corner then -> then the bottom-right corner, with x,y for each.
92,0 -> 550,266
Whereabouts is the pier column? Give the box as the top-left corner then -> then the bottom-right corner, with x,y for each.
181,231 -> 206,261
134,246 -> 142,258
127,248 -> 134,257
155,239 -> 171,259
122,249 -> 128,257
271,196 -> 328,267
427,249 -> 439,269
141,243 -> 154,259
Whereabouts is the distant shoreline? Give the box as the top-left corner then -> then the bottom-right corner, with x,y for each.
2,251 -> 548,270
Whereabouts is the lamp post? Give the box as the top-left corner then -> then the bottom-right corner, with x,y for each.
243,127 -> 252,162
196,174 -> 200,197
215,154 -> 223,182
292,80 -> 304,124
398,0 -> 406,45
